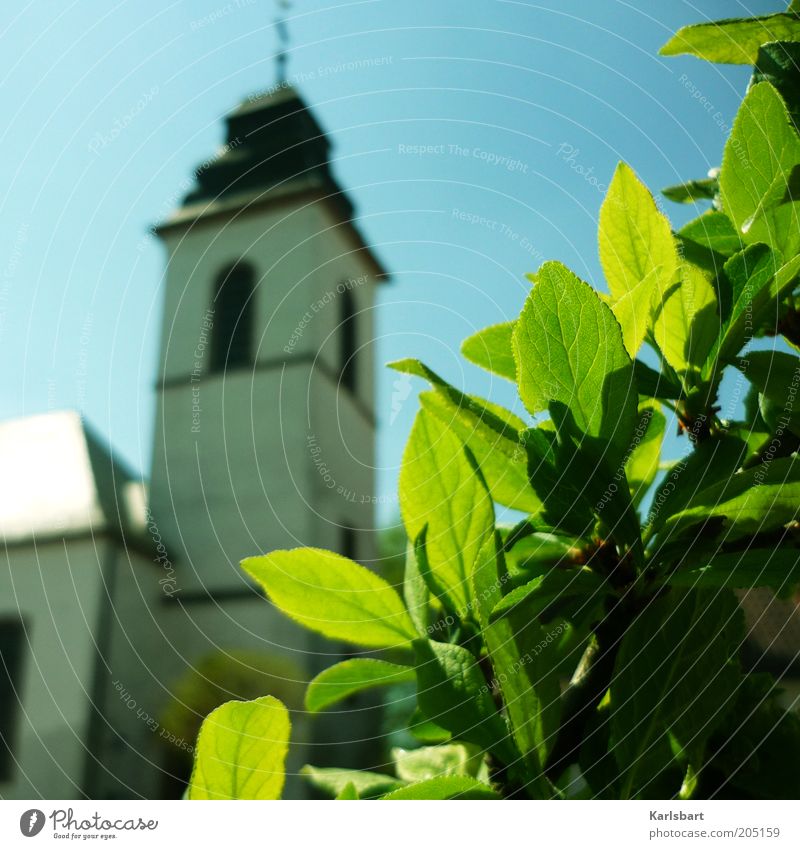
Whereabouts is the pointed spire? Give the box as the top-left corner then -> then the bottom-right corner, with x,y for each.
274,0 -> 291,85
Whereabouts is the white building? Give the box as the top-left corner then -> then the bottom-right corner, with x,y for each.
0,85 -> 386,799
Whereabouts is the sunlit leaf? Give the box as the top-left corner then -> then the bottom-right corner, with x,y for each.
305,659 -> 415,713
400,409 -> 494,614
660,456 -> 800,542
652,261 -> 719,380
471,533 -> 561,778
414,639 -> 515,762
599,162 -> 679,357
242,549 -> 417,648
514,261 -> 638,466
389,358 -> 539,512
720,82 -> 800,257
301,766 -> 402,799
663,548 -> 800,598
737,350 -> 800,435
381,776 -> 499,800
625,402 -> 666,506
660,13 -> 800,64
188,696 -> 290,800
662,177 -> 718,204
391,744 -> 476,782
461,321 -> 517,381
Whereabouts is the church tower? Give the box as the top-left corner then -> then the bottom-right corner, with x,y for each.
151,85 -> 385,595
143,85 -> 387,794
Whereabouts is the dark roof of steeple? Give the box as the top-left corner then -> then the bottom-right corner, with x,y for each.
180,83 -> 351,216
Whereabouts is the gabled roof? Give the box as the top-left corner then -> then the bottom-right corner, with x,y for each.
0,411 -> 148,547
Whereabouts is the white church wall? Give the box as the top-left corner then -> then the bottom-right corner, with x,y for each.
0,537 -> 112,799
87,547 -> 167,800
150,363 -> 326,593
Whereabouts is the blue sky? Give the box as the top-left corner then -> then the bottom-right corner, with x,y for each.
0,0 -> 781,525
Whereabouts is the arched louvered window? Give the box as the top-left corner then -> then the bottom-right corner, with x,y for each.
339,286 -> 357,393
210,261 -> 255,373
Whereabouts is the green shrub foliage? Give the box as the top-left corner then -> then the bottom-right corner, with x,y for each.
188,4 -> 800,800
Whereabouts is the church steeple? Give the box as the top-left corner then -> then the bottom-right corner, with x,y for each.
145,81 -> 387,791
150,85 -> 385,597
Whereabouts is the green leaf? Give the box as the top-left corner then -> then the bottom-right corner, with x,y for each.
305,659 -> 415,713
662,177 -> 718,204
742,164 -> 800,237
611,590 -> 743,799
767,254 -> 800,307
517,425 -> 595,537
461,321 -> 517,381
408,707 -> 452,743
301,765 -> 403,799
660,13 -> 800,64
400,409 -> 495,615
737,350 -> 800,435
678,211 -> 743,259
625,402 -> 666,507
706,244 -> 784,371
471,533 -> 561,776
389,358 -> 539,512
599,162 -> 679,357
652,261 -> 718,380
660,455 -> 800,543
414,639 -> 515,762
404,530 -> 431,635
646,433 -> 750,539
703,675 -> 800,799
242,549 -> 417,648
335,783 -> 359,800
632,359 -> 683,400
419,391 -> 537,513
548,403 -> 644,563
490,568 -> 607,624
381,775 -> 500,800
720,82 -> 800,257
501,517 -> 578,561
405,525 -> 458,623
663,548 -> 800,598
188,696 -> 290,800
391,744 -> 476,782
753,41 -> 800,131
579,701 -> 619,798
514,261 -> 637,465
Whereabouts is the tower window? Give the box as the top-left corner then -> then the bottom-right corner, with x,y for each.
339,286 -> 357,393
0,618 -> 26,782
210,261 -> 256,373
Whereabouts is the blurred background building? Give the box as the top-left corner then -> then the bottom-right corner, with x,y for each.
0,85 -> 385,799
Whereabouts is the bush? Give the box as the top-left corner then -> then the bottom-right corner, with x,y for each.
187,5 -> 800,800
